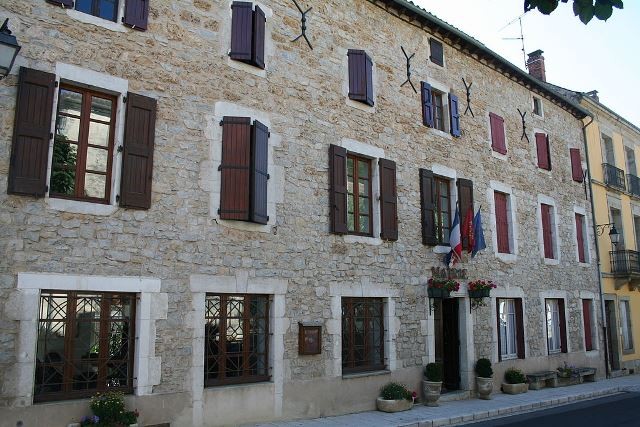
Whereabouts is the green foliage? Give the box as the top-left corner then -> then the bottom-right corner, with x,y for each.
424,362 -> 443,382
379,382 -> 412,401
524,0 -> 623,24
87,391 -> 138,426
50,136 -> 76,195
504,368 -> 527,384
475,358 -> 493,378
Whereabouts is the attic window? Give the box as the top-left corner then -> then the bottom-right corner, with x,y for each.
429,38 -> 444,67
533,96 -> 543,117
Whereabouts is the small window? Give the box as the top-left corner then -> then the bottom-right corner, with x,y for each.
230,1 -> 266,69
432,91 -> 445,132
610,207 -> 625,249
532,96 -> 543,117
347,155 -> 373,236
546,298 -> 566,354
582,299 -> 595,351
620,300 -> 634,351
498,298 -> 524,360
602,134 -> 615,165
429,38 -> 444,66
625,146 -> 637,176
75,0 -> 119,22
420,83 -> 460,137
494,191 -> 511,254
205,294 -> 270,386
434,176 -> 451,245
342,297 -> 385,374
347,50 -> 374,107
575,213 -> 588,263
541,203 -> 556,259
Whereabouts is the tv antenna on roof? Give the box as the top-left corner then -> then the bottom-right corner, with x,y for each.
500,12 -> 528,70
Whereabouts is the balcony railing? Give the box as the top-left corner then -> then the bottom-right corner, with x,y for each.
603,163 -> 626,191
610,250 -> 640,276
628,174 -> 640,198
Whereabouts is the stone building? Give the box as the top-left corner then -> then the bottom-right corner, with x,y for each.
0,0 -> 603,426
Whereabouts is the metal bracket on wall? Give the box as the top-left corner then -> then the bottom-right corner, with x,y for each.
291,0 -> 313,50
400,46 -> 416,93
462,78 -> 474,117
518,108 -> 529,143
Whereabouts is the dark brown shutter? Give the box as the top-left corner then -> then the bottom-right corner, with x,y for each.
123,0 -> 149,31
329,144 -> 348,234
219,116 -> 251,220
536,132 -> 550,170
365,53 -> 374,107
46,0 -> 74,7
421,82 -> 434,128
119,93 -> 157,209
449,93 -> 461,137
252,5 -> 266,69
494,192 -> 510,253
490,113 -> 506,155
515,299 -> 525,359
583,299 -> 593,351
230,2 -> 253,62
457,178 -> 473,250
250,120 -> 269,224
496,298 -> 503,362
570,148 -> 583,182
347,50 -> 374,107
8,67 -> 56,197
541,204 -> 554,259
420,169 -> 437,246
558,299 -> 568,353
576,213 -> 586,263
379,158 -> 398,241
429,38 -> 444,66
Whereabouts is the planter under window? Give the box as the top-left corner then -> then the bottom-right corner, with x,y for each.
468,289 -> 491,299
428,288 -> 451,299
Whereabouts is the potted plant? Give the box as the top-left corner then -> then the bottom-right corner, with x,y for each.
557,362 -> 581,386
80,391 -> 140,427
376,382 -> 413,413
475,358 -> 493,400
502,368 -> 529,394
467,280 -> 497,309
428,278 -> 460,299
422,362 -> 443,407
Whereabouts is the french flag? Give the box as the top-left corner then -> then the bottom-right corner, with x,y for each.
445,205 -> 462,267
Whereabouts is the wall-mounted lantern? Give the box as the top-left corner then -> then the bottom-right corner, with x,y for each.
0,19 -> 21,80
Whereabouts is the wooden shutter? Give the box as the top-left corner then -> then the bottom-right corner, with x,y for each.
570,148 -> 583,182
365,53 -> 374,107
421,82 -> 434,128
219,116 -> 251,220
576,213 -> 585,263
457,178 -> 473,250
379,158 -> 398,241
230,2 -> 253,62
120,93 -> 157,209
46,0 -> 74,7
329,144 -> 348,234
541,204 -> 554,259
252,5 -> 266,69
449,94 -> 460,137
558,299 -> 568,353
490,113 -> 506,155
496,299 -> 503,362
347,50 -> 373,107
420,169 -> 437,246
515,299 -> 525,359
123,0 -> 149,31
8,67 -> 56,197
494,192 -> 510,253
429,38 -> 444,66
583,299 -> 593,351
250,120 -> 269,224
536,132 -> 551,170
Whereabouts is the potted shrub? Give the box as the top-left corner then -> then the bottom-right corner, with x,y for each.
475,358 -> 494,400
557,362 -> 581,386
80,391 -> 139,427
428,278 -> 460,299
422,362 -> 443,407
502,368 -> 529,394
467,280 -> 497,309
376,382 -> 413,413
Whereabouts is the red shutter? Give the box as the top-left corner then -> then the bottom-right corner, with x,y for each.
219,117 -> 251,220
250,120 -> 269,224
347,50 -> 374,107
570,148 -> 583,182
252,5 -> 266,69
46,0 -> 74,7
119,93 -> 157,209
123,0 -> 149,31
583,299 -> 593,351
449,94 -> 461,138
536,132 -> 551,170
576,213 -> 586,263
558,299 -> 568,353
541,204 -> 554,259
420,169 -> 437,245
457,178 -> 473,250
496,298 -> 503,362
421,82 -> 434,128
8,67 -> 56,197
379,158 -> 398,241
329,144 -> 348,234
515,299 -> 525,359
490,113 -> 506,155
230,2 -> 253,62
494,192 -> 510,253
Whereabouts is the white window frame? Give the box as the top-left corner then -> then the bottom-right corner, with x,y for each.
532,95 -> 544,119
573,206 -> 591,265
620,299 -> 634,352
488,181 -> 518,262
63,1 -> 129,33
537,195 -> 560,265
546,298 -> 562,354
498,298 -> 518,360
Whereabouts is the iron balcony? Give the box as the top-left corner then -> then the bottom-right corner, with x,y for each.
603,163 -> 626,191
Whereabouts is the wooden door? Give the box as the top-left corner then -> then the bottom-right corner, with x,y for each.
442,298 -> 460,391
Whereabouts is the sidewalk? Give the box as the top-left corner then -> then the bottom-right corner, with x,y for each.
249,375 -> 640,427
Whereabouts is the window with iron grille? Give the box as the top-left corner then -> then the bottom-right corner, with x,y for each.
75,0 -> 120,22
341,297 -> 385,374
205,294 -> 270,386
35,291 -> 136,403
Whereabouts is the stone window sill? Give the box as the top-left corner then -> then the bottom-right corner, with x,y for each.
342,370 -> 391,380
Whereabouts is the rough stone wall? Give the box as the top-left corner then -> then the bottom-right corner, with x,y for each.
0,0 -> 601,422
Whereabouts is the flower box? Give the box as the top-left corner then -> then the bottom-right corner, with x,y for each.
428,287 -> 451,299
376,397 -> 413,413
468,289 -> 490,299
502,382 -> 529,394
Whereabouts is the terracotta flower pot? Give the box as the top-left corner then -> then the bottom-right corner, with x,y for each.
476,376 -> 493,400
376,397 -> 413,413
422,379 -> 442,407
502,382 -> 529,394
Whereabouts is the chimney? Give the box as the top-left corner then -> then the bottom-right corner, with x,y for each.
527,50 -> 546,82
585,90 -> 599,102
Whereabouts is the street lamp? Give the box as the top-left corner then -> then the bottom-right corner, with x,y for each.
0,18 -> 21,80
596,223 -> 620,248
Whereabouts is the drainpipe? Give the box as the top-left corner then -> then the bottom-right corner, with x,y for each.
582,115 -> 611,378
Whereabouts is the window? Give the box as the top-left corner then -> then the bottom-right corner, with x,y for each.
620,300 -> 634,351
204,294 -> 270,386
434,176 -> 451,245
541,203 -> 555,259
582,299 -> 595,351
634,215 -> 640,252
575,213 -> 588,263
347,154 -> 373,236
35,291 -> 135,402
230,1 -> 266,69
610,207 -> 625,249
626,146 -> 637,176
535,132 -> 551,170
545,298 -> 567,354
429,38 -> 444,66
347,50 -> 374,107
494,191 -> 511,254
570,148 -> 583,182
219,116 -> 270,224
490,113 -> 506,155
75,0 -> 119,21
47,0 -> 149,30
341,297 -> 384,374
497,298 -> 524,360
432,91 -> 445,132
51,86 -> 116,203
420,82 -> 460,137
532,96 -> 543,117
602,134 -> 615,165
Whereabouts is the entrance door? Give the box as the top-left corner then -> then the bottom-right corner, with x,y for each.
605,300 -> 621,371
434,298 -> 460,391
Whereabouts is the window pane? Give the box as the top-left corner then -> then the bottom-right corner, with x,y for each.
358,160 -> 369,179
88,121 -> 111,147
75,0 -> 93,14
359,215 -> 370,234
58,89 -> 82,116
97,0 -> 118,21
359,196 -> 369,215
51,142 -> 77,195
90,96 -> 113,121
84,173 -> 107,199
359,178 -> 369,197
86,147 -> 109,172
56,116 -> 81,143
347,157 -> 354,178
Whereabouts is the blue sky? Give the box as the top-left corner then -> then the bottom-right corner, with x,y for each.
414,0 -> 640,126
